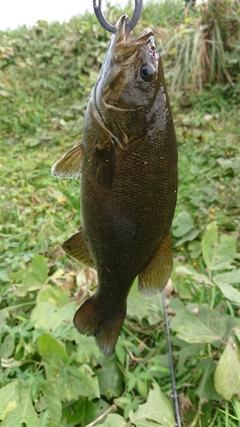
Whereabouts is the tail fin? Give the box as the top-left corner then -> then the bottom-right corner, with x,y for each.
73,296 -> 126,356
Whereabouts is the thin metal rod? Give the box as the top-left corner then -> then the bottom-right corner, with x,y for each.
162,291 -> 182,427
93,0 -> 143,34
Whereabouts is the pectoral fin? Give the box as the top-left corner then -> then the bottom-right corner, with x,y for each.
92,139 -> 115,189
138,234 -> 173,297
62,227 -> 94,267
51,142 -> 83,179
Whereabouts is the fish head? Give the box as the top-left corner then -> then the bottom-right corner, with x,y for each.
94,15 -> 166,141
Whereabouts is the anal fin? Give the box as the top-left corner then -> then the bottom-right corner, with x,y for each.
62,227 -> 94,267
138,234 -> 173,297
51,141 -> 83,179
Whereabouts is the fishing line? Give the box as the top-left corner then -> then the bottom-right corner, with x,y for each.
162,290 -> 182,427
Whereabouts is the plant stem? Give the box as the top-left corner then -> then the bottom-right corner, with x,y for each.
85,404 -> 117,427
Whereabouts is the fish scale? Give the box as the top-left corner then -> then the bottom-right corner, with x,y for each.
51,14 -> 177,355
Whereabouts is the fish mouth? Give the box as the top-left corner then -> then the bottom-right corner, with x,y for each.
113,14 -> 156,64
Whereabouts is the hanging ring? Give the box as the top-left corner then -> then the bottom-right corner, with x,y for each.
93,0 -> 143,34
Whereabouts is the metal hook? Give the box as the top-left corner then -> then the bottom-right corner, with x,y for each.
93,0 -> 143,34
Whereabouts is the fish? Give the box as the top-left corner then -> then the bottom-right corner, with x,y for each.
51,14 -> 178,356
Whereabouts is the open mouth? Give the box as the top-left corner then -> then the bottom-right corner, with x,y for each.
113,15 -> 155,63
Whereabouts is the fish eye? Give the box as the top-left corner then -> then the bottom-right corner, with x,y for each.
140,63 -> 155,82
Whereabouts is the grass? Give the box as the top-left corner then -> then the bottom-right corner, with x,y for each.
0,1 -> 240,426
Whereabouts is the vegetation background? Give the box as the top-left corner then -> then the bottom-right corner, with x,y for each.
0,0 -> 240,425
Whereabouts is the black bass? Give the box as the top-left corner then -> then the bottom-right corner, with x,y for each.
51,15 -> 177,356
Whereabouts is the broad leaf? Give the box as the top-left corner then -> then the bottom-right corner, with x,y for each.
97,356 -> 124,398
129,383 -> 175,427
215,282 -> 240,305
0,334 -> 15,358
37,285 -> 69,307
214,269 -> 240,285
235,329 -> 240,342
72,331 -> 102,364
127,280 -> 162,324
31,301 -> 77,333
172,211 -> 194,238
127,294 -> 162,325
0,381 -> 19,421
202,222 -> 237,270
175,228 -> 200,248
213,270 -> 240,305
195,358 -> 222,402
0,383 -> 40,427
63,398 -> 110,427
0,310 -> 7,329
37,333 -> 68,366
170,298 -> 224,344
40,382 -> 62,427
10,254 -> 48,292
174,341 -> 204,376
31,254 -> 48,283
100,414 -> 127,427
214,336 -> 240,400
55,368 -> 100,401
175,265 -> 213,285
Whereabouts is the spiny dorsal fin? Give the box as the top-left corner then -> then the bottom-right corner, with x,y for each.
138,234 -> 173,297
62,227 -> 94,267
51,142 -> 83,179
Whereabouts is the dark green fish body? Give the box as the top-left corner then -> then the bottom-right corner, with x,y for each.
51,15 -> 177,355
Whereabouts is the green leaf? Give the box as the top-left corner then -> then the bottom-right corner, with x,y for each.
188,240 -> 202,259
36,285 -> 69,307
40,382 -> 62,427
215,282 -> 240,305
0,270 -> 9,283
82,399 -> 110,426
214,336 -> 240,400
170,298 -> 224,344
63,398 -> 110,427
0,381 -> 19,421
127,281 -> 162,324
235,329 -> 240,342
175,228 -> 199,247
0,310 -> 7,329
37,333 -> 68,365
0,334 -> 15,358
175,342 -> 204,376
195,358 -> 222,402
172,211 -> 194,238
0,383 -> 40,427
31,254 -> 48,283
73,331 -> 102,363
129,383 -> 175,427
31,301 -> 77,333
9,254 -> 49,293
213,269 -> 240,305
97,356 -> 123,398
100,414 -> 127,427
202,222 -> 237,270
214,269 -> 240,285
55,368 -> 100,401
175,265 -> 213,285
